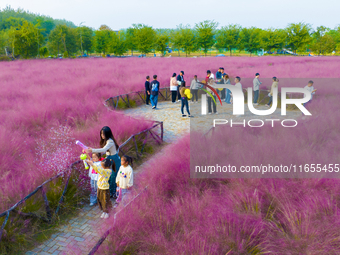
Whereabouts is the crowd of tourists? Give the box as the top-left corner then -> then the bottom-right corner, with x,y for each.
144,68 -> 317,116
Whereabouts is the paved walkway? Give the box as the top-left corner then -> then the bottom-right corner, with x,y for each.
26,100 -> 301,254
123,101 -> 190,143
26,102 -> 188,255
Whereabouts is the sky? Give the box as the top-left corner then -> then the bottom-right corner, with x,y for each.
1,0 -> 340,30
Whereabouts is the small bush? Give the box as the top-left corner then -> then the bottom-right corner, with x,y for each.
0,56 -> 11,61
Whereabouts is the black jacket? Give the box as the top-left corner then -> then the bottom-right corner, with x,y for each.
145,81 -> 150,92
177,74 -> 185,86
177,74 -> 184,82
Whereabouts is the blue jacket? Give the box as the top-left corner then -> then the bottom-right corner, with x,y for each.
216,71 -> 222,79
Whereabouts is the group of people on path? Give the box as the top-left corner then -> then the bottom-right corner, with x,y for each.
83,126 -> 134,219
253,73 -> 317,109
81,73 -> 317,220
144,69 -> 317,116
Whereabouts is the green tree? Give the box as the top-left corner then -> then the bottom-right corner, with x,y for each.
33,18 -> 46,57
0,30 -> 9,55
155,30 -> 169,56
171,28 -> 182,56
39,46 -> 49,57
285,22 -> 312,53
215,24 -> 241,56
133,24 -> 156,55
239,27 -> 263,56
8,20 -> 43,58
93,25 -> 114,55
194,20 -> 218,56
327,28 -> 340,54
76,26 -> 93,54
310,26 -> 335,55
172,24 -> 197,57
1,17 -> 25,30
0,6 -> 76,33
310,27 -> 335,55
33,17 -> 55,38
261,28 -> 286,52
109,31 -> 127,56
124,27 -> 137,56
48,25 -> 79,56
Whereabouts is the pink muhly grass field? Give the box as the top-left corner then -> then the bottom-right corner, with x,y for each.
0,58 -> 158,212
104,135 -> 340,254
60,56 -> 340,254
1,56 -> 340,253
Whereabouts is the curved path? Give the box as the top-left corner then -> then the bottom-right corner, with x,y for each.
26,100 -> 301,255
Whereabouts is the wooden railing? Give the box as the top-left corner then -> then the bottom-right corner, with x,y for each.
104,87 -> 171,109
0,121 -> 163,243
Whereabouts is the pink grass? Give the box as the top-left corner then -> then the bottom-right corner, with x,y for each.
1,56 -> 340,253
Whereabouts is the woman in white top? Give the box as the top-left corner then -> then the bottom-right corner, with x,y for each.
170,73 -> 178,103
86,126 -> 121,198
223,74 -> 231,103
266,77 -> 279,107
221,74 -> 231,104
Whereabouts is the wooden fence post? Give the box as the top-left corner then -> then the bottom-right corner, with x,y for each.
132,136 -> 139,159
41,187 -> 52,222
0,211 -> 10,241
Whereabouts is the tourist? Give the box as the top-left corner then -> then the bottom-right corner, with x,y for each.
190,75 -> 200,103
234,76 -> 243,91
88,152 -> 102,206
86,158 -> 114,219
220,68 -> 226,77
220,68 -> 226,100
115,155 -> 133,206
86,126 -> 121,198
253,73 -> 262,105
303,80 -> 317,108
215,67 -> 222,80
150,75 -> 160,109
145,76 -> 151,106
231,76 -> 242,103
179,84 -> 192,117
170,73 -> 178,103
177,71 -> 185,101
206,70 -> 214,80
224,74 -> 231,104
266,77 -> 279,107
206,77 -> 217,114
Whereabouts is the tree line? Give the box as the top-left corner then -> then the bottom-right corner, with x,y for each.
1,7 -> 340,59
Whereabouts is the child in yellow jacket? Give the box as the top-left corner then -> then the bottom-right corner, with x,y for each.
86,157 -> 115,219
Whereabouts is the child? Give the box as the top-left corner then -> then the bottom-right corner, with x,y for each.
303,80 -> 317,108
86,157 -> 115,219
179,85 -> 192,117
115,155 -> 133,205
145,76 -> 151,106
150,75 -> 160,109
88,152 -> 102,206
